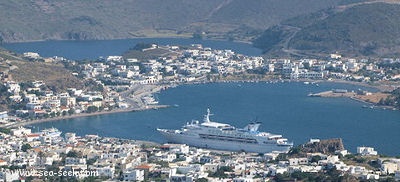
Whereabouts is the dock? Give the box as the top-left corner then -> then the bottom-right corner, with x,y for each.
308,90 -> 390,105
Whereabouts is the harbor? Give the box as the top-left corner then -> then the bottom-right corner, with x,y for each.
26,82 -> 400,156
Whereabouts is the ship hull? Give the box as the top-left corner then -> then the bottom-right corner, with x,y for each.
158,130 -> 291,153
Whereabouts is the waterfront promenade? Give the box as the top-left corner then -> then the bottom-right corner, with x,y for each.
1,84 -> 170,128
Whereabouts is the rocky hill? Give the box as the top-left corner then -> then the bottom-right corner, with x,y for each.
253,1 -> 400,57
301,138 -> 345,154
0,0 -> 346,43
0,49 -> 83,91
0,48 -> 85,110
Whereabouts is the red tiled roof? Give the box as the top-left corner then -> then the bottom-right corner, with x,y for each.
135,164 -> 152,169
160,145 -> 170,149
26,134 -> 40,137
60,106 -> 68,110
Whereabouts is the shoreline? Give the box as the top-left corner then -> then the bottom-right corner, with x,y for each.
308,89 -> 394,109
2,78 -> 396,129
4,104 -> 170,128
3,83 -> 171,128
322,79 -> 396,92
207,77 -> 395,92
1,36 -> 254,46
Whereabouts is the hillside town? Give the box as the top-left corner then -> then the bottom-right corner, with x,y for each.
76,44 -> 400,84
0,45 -> 400,181
2,0 -> 400,182
1,44 -> 400,125
0,127 -> 399,181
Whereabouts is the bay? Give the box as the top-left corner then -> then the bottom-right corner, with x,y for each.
2,38 -> 262,60
31,82 -> 400,156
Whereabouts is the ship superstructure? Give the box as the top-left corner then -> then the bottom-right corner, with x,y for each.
157,109 -> 293,153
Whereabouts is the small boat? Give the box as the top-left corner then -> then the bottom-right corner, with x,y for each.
142,95 -> 158,105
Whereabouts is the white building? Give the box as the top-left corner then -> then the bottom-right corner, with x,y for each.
330,53 -> 342,59
5,81 -> 20,94
65,133 -> 77,143
233,177 -> 254,182
92,165 -> 115,178
170,174 -> 193,182
65,157 -> 86,165
11,127 -> 31,136
357,147 -> 378,155
23,52 -> 41,59
289,158 -> 308,166
0,111 -> 8,123
268,166 -> 288,176
161,144 -> 190,154
107,56 -> 123,62
361,173 -> 379,180
123,169 -> 145,181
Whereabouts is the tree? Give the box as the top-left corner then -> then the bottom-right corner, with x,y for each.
87,158 -> 97,165
195,178 -> 208,182
311,155 -> 322,163
0,127 -> 11,134
209,166 -> 233,178
50,112 -> 56,117
288,146 -> 301,156
21,144 -> 32,152
275,172 -> 291,182
291,171 -> 311,180
68,108 -> 75,115
86,106 -> 98,113
192,33 -> 203,39
66,150 -> 82,158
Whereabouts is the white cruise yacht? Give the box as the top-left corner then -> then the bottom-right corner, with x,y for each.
157,109 -> 293,153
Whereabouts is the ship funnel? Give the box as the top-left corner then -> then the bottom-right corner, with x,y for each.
244,122 -> 261,132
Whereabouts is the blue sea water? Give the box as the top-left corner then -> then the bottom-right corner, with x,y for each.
29,82 -> 400,156
2,38 -> 262,60
3,39 -> 400,155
